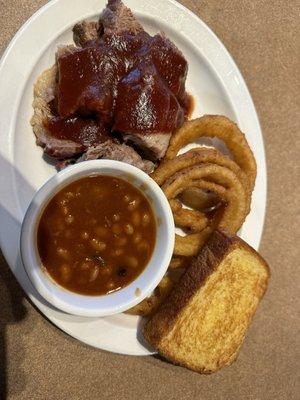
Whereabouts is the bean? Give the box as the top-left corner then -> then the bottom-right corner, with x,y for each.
75,187 -> 82,197
112,213 -> 121,222
89,266 -> 99,282
128,199 -> 140,211
94,226 -> 108,237
124,194 -> 131,203
65,214 -> 74,224
112,248 -> 124,257
91,238 -> 106,251
104,216 -> 112,228
137,241 -> 149,252
81,231 -> 89,240
57,247 -> 71,260
112,224 -> 122,235
126,256 -> 138,268
132,211 -> 141,226
133,233 -> 142,244
106,280 -> 115,291
60,264 -> 71,282
80,261 -> 91,270
65,191 -> 75,199
142,213 -> 150,226
61,206 -> 69,216
65,216 -> 73,224
124,223 -> 134,235
114,236 -> 127,246
100,265 -> 112,276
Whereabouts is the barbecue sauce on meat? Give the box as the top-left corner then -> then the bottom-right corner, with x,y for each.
113,63 -> 185,133
46,117 -> 110,148
48,31 -> 189,146
57,46 -> 116,122
182,93 -> 194,119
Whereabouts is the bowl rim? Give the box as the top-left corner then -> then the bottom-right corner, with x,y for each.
20,160 -> 175,317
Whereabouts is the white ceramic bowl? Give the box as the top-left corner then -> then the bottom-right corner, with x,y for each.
20,160 -> 175,317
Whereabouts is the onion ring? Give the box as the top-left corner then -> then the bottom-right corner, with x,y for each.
173,208 -> 208,232
161,164 -> 247,256
179,187 -> 222,212
163,165 -> 247,231
169,256 -> 193,269
153,147 -> 244,186
152,146 -> 251,214
126,274 -> 176,316
164,115 -> 257,192
174,228 -> 212,257
172,181 -> 226,233
169,198 -> 183,213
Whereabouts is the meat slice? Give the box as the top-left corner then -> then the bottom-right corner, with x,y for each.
123,132 -> 171,161
100,0 -> 144,36
72,0 -> 143,45
77,141 -> 154,174
57,46 -> 114,122
56,44 -> 77,58
150,33 -> 188,99
37,131 -> 84,159
31,60 -> 110,160
73,21 -> 99,47
31,65 -> 84,159
114,63 -> 184,134
114,63 -> 184,160
32,1 -> 189,169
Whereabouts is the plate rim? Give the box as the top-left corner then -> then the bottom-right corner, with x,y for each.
0,0 -> 267,356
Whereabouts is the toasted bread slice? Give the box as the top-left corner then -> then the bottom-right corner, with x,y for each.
143,230 -> 270,373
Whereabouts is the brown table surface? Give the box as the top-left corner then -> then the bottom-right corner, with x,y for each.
0,0 -> 299,399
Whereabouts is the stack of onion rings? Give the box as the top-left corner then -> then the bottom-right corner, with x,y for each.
127,115 -> 257,316
165,115 -> 257,192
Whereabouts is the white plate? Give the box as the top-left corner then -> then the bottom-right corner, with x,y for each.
0,0 -> 266,355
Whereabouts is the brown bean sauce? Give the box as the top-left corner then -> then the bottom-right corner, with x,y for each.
37,175 -> 156,295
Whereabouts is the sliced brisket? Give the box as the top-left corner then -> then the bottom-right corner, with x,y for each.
56,47 -> 115,122
77,141 -> 154,173
100,0 -> 144,36
33,0 -> 190,169
123,132 -> 171,162
73,21 -> 100,47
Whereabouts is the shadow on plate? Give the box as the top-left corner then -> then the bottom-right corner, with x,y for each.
136,315 -> 156,353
